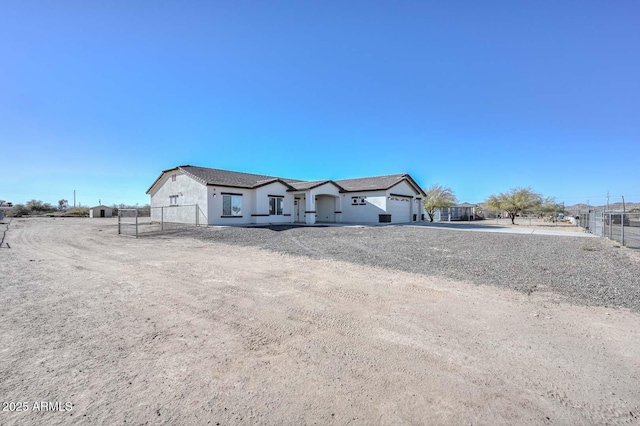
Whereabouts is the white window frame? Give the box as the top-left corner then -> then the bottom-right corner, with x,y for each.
169,195 -> 178,206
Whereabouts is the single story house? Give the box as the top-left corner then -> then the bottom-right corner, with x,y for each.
89,205 -> 113,218
146,165 -> 426,225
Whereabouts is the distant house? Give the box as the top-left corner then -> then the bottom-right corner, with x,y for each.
146,165 -> 426,225
89,205 -> 113,218
435,203 -> 479,221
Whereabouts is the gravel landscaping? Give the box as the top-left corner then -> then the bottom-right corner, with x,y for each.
171,224 -> 640,312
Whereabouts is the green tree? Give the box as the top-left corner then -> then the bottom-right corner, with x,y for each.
7,204 -> 29,217
423,184 -> 457,222
25,199 -> 55,213
485,187 -> 542,225
540,196 -> 563,218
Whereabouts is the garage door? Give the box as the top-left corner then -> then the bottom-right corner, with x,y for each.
387,196 -> 412,223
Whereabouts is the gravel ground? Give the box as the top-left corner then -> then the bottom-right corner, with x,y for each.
164,224 -> 640,312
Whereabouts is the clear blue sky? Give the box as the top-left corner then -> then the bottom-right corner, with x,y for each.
1,1 -> 639,207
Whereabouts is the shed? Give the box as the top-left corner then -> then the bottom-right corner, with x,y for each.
89,205 -> 113,218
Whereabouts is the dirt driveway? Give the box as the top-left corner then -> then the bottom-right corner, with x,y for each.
1,218 -> 639,425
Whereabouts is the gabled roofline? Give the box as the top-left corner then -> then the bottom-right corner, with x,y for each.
288,180 -> 346,192
401,174 -> 427,196
252,178 -> 297,190
146,165 -> 188,195
178,165 -> 209,186
338,174 -> 426,196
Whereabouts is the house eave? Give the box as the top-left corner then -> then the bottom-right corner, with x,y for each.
287,180 -> 346,192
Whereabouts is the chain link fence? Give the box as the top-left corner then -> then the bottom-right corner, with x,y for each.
575,210 -> 640,249
118,204 -> 207,237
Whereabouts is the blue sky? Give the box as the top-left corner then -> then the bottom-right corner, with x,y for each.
1,1 -> 639,207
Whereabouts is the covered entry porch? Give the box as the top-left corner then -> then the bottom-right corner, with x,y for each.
289,181 -> 343,225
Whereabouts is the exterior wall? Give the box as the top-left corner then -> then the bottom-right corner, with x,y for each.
387,180 -> 419,198
307,183 -> 342,224
207,186 -> 254,225
149,170 -> 208,224
340,190 -> 387,223
251,182 -> 295,224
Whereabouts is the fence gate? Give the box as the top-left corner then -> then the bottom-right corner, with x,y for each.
118,208 -> 139,238
589,210 -> 604,237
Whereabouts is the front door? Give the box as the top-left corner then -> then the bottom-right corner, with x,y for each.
295,198 -> 305,222
100,209 -> 105,217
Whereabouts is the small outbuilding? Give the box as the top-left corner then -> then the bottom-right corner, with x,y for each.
89,205 -> 113,218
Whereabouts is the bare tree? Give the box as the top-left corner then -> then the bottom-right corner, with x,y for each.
423,184 -> 457,222
485,187 -> 542,225
58,199 -> 69,211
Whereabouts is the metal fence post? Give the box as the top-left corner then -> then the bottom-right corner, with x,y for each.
196,204 -> 199,226
621,213 -> 625,246
118,211 -> 121,235
161,206 -> 164,231
135,208 -> 138,238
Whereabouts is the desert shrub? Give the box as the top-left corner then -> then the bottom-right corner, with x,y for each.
65,207 -> 89,217
6,204 -> 29,217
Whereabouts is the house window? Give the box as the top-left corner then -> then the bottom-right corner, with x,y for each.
222,194 -> 242,216
172,174 -> 176,182
169,195 -> 178,206
269,196 -> 283,215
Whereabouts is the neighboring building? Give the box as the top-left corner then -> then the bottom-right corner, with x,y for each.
435,203 -> 479,221
146,165 -> 426,225
89,205 -> 113,218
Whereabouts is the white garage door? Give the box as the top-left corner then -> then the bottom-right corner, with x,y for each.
387,196 -> 412,223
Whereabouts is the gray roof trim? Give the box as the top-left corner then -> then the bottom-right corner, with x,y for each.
251,178 -> 297,190
288,180 -> 346,192
336,174 -> 426,196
